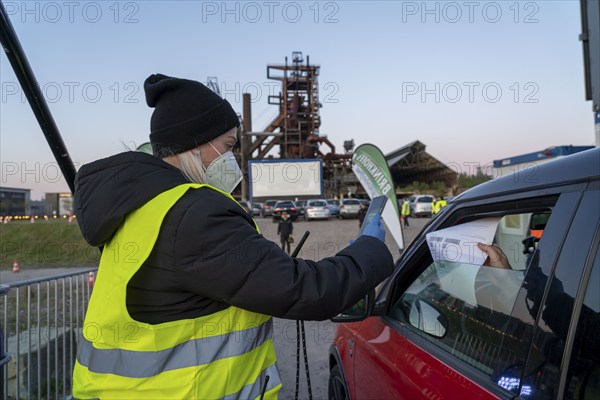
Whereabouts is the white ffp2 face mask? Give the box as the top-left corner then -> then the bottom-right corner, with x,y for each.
204,143 -> 243,193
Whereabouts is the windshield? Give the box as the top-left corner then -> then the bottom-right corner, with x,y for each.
309,201 -> 327,207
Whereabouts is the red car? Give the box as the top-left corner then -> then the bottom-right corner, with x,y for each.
329,149 -> 600,400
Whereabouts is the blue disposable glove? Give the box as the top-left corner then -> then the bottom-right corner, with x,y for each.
360,213 -> 386,242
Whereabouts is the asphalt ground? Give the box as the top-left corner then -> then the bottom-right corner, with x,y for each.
1,214 -> 431,399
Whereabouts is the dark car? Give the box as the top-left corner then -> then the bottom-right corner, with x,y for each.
261,199 -> 278,217
295,200 -> 307,217
272,200 -> 298,222
329,148 -> 600,400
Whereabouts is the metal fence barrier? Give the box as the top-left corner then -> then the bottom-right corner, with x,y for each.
1,268 -> 96,399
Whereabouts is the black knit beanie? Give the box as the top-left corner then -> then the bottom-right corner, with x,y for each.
144,73 -> 240,156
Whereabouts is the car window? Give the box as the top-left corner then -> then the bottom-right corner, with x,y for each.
418,197 -> 433,203
343,200 -> 360,205
390,214 -> 533,371
275,202 -> 294,208
309,201 -> 327,207
386,196 -> 577,397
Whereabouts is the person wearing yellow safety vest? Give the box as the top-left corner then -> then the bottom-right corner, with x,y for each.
432,196 -> 448,215
401,198 -> 411,227
71,74 -> 394,399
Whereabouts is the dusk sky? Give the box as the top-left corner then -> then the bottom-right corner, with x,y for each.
0,1 -> 595,199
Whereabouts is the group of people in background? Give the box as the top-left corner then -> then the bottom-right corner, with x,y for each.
284,195 -> 449,250
397,195 -> 448,228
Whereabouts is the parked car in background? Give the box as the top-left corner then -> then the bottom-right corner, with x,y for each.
261,199 -> 278,217
295,200 -> 307,218
251,202 -> 263,217
339,199 -> 361,219
329,148 -> 600,400
326,199 -> 340,218
410,194 -> 434,217
272,200 -> 298,221
305,199 -> 331,221
238,201 -> 253,216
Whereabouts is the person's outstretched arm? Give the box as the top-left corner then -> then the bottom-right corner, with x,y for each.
174,190 -> 394,320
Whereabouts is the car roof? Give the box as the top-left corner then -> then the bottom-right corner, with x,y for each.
457,147 -> 600,202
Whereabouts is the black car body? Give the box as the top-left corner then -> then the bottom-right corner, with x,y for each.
272,200 -> 298,221
329,148 -> 600,400
295,200 -> 307,217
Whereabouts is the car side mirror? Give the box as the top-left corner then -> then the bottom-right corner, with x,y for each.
409,298 -> 448,338
330,289 -> 375,323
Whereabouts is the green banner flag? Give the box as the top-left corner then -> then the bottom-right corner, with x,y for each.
352,144 -> 404,249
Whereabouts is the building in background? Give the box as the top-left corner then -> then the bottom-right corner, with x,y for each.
0,187 -> 31,216
493,145 -> 594,178
386,141 -> 458,189
43,193 -> 73,217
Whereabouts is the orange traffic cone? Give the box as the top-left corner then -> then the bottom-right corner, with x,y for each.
89,271 -> 95,286
12,260 -> 20,273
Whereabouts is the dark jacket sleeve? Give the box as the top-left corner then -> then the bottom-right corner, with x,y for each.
174,191 -> 394,320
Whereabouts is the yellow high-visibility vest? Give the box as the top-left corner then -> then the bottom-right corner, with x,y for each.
73,183 -> 281,399
401,201 -> 411,216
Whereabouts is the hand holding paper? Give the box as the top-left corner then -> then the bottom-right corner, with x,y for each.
426,218 -> 501,265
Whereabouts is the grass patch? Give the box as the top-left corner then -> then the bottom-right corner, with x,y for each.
0,221 -> 99,267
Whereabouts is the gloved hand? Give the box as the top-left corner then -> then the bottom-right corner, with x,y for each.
360,213 -> 386,242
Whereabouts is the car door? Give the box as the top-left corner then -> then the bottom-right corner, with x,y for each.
520,188 -> 599,399
352,191 -> 582,399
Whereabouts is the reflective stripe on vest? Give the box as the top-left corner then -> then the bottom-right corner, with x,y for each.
73,183 -> 282,399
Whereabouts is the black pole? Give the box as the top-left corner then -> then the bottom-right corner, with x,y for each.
0,0 -> 77,193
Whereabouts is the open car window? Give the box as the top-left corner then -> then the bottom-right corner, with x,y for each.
386,198 -> 574,398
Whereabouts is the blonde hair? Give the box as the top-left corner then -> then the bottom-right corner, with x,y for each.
176,148 -> 207,184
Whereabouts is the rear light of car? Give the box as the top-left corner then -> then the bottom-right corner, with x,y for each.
264,205 -> 270,209
274,208 -> 280,212
291,208 -> 296,212
307,207 -> 314,211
